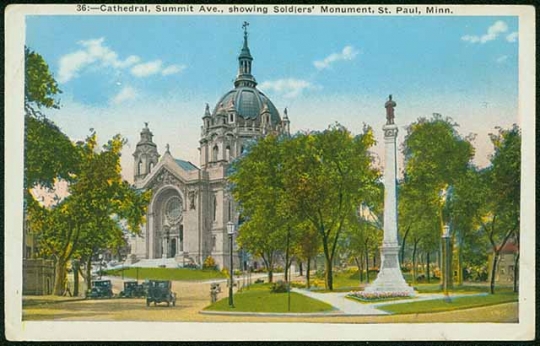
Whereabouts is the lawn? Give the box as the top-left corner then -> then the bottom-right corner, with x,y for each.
104,267 -> 226,281
204,283 -> 334,313
379,292 -> 518,315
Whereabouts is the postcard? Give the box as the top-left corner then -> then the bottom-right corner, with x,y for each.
5,4 -> 535,341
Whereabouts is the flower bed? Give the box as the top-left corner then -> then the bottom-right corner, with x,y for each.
348,290 -> 414,301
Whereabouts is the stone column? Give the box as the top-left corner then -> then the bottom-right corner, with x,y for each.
147,212 -> 154,258
365,97 -> 414,295
162,237 -> 168,259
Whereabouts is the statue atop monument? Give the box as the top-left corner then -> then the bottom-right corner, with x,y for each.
385,94 -> 396,125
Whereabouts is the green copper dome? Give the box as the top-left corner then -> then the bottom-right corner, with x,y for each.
213,87 -> 281,125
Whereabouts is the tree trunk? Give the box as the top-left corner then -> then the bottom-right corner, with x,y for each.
306,258 -> 311,289
73,261 -> 79,296
456,236 -> 463,286
513,252 -> 519,293
412,241 -> 417,285
400,226 -> 410,265
299,262 -> 303,276
53,258 -> 67,296
426,252 -> 431,283
489,252 -> 499,294
365,248 -> 370,283
268,270 -> 273,283
354,257 -> 362,284
325,255 -> 333,290
85,257 -> 92,293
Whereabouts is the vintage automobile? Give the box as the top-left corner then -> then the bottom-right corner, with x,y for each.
119,281 -> 146,298
87,280 -> 113,299
146,280 -> 176,307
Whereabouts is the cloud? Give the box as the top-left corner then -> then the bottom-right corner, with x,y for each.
58,38 -> 185,83
313,45 -> 359,70
111,86 -> 137,104
496,55 -> 508,63
58,38 -> 141,83
161,64 -> 187,76
461,20 -> 510,44
506,31 -> 518,43
130,60 -> 163,77
259,78 -> 317,98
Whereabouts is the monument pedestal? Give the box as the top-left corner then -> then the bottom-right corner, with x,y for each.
364,245 -> 415,294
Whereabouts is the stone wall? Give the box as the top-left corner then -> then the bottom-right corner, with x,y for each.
23,259 -> 55,295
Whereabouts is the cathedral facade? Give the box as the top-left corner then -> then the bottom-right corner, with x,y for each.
128,27 -> 290,269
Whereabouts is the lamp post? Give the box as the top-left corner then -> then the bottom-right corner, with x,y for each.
227,221 -> 235,308
442,224 -> 451,301
98,254 -> 103,280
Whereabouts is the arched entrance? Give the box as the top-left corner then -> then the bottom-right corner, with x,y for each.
151,187 -> 184,259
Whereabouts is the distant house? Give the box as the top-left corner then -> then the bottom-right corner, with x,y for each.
488,242 -> 519,283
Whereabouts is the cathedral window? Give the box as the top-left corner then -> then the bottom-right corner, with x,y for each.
240,145 -> 245,154
225,146 -> 231,161
213,194 -> 218,221
149,162 -> 154,171
137,160 -> 143,175
229,113 -> 234,123
212,145 -> 219,162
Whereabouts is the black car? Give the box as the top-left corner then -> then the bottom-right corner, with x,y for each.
146,280 -> 176,307
119,281 -> 146,298
88,280 -> 113,299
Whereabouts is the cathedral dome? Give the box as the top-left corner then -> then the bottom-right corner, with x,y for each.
208,22 -> 282,127
213,87 -> 281,125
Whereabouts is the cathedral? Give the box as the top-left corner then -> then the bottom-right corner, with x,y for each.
128,25 -> 290,269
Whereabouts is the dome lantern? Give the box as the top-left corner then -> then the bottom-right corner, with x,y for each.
234,21 -> 257,88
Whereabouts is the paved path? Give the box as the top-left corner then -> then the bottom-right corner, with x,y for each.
292,288 -> 489,315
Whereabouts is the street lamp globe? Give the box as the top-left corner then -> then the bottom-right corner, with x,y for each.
227,221 -> 235,235
442,224 -> 450,238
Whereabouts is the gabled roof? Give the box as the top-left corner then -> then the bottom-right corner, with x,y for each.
497,242 -> 519,254
174,159 -> 199,172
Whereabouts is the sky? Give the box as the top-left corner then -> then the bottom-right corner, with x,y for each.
25,15 -> 519,183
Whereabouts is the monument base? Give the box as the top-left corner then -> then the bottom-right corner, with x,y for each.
364,245 -> 415,295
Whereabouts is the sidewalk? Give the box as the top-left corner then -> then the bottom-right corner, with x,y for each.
291,288 -> 489,315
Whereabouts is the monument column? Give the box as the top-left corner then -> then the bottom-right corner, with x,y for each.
365,95 -> 415,295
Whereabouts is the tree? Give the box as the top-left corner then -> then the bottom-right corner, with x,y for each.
283,124 -> 380,290
401,114 -> 475,284
478,125 -> 521,294
28,132 -> 151,295
24,47 -> 79,191
230,134 -> 292,283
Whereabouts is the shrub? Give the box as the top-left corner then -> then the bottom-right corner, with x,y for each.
314,268 -> 325,279
221,268 -> 229,278
271,280 -> 289,293
184,262 -> 199,269
254,278 -> 264,284
203,256 -> 217,270
290,281 -> 306,289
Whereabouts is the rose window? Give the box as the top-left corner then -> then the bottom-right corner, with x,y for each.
165,196 -> 182,224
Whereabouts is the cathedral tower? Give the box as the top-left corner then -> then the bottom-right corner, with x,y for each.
133,122 -> 160,183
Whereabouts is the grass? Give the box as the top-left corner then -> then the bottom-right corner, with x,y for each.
379,292 -> 518,315
204,283 -> 334,313
103,267 -> 226,281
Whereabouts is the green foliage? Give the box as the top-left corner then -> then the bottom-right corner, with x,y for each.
25,46 -> 61,113
400,114 -> 475,264
230,124 -> 380,290
104,267 -> 227,281
27,132 -> 150,295
24,48 -> 79,191
271,280 -> 289,293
